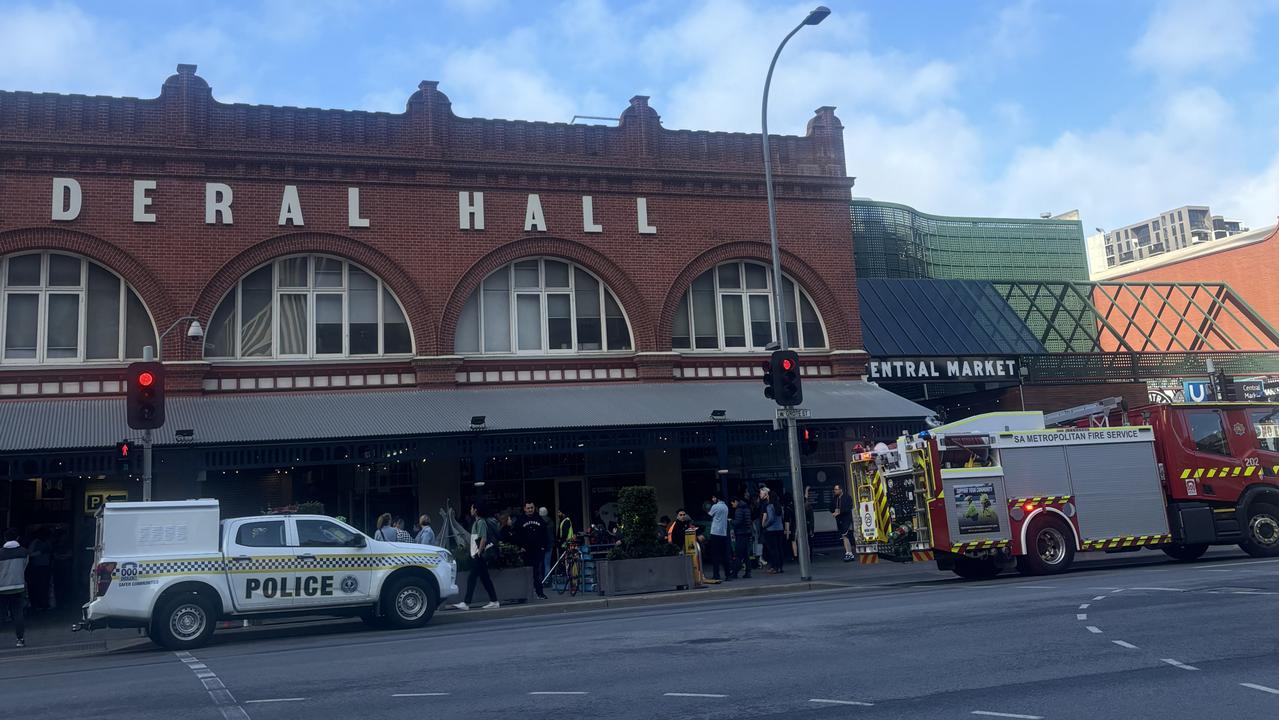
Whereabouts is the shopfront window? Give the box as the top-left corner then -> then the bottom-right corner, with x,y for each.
1187,411 -> 1230,456
671,261 -> 826,351
1,252 -> 156,364
455,259 -> 632,355
1251,408 -> 1279,453
204,255 -> 412,360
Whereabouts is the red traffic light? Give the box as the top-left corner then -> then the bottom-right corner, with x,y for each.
120,444 -> 129,457
781,358 -> 795,371
136,371 -> 155,387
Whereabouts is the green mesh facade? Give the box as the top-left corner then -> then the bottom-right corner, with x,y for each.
851,200 -> 1089,282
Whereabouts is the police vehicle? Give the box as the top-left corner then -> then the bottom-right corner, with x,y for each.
76,499 -> 457,649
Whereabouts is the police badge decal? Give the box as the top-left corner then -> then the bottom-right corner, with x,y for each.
340,575 -> 359,594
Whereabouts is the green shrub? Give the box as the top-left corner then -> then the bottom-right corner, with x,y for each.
607,486 -> 680,560
296,501 -> 325,515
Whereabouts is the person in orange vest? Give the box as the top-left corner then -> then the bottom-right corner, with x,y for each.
667,509 -> 692,549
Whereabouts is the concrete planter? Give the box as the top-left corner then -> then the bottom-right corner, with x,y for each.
596,555 -> 693,596
456,566 -> 533,604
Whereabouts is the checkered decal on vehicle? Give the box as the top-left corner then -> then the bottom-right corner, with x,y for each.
121,553 -> 444,578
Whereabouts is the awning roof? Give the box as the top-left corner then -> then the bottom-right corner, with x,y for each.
0,380 -> 930,453
858,278 -> 1046,356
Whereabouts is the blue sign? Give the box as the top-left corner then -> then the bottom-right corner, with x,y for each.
1183,380 -> 1210,403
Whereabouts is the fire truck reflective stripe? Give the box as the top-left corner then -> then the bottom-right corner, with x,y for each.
1233,467 -> 1242,476
1081,534 -> 1172,550
1214,508 -> 1235,513
1244,466 -> 1257,476
1180,469 -> 1192,479
858,554 -> 878,564
911,551 -> 934,561
1206,468 -> 1217,478
870,475 -> 891,543
1194,468 -> 1205,478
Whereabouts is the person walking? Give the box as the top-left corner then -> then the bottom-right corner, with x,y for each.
450,504 -> 500,611
414,515 -> 435,545
762,489 -> 785,574
730,498 -> 753,578
393,518 -> 413,543
555,510 -> 575,556
706,493 -> 730,581
0,529 -> 29,647
374,513 -> 398,542
513,502 -> 549,600
832,484 -> 854,562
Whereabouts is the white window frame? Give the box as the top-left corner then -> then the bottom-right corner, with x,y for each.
203,254 -> 414,362
460,258 -> 634,356
673,260 -> 828,352
0,251 -> 156,366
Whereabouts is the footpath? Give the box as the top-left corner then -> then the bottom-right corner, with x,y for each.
0,546 -> 1238,661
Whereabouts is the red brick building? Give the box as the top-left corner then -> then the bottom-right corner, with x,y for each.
0,65 -> 926,580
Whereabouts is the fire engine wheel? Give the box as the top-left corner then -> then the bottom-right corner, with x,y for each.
1162,543 -> 1209,562
380,576 -> 438,629
1017,516 -> 1076,576
1239,502 -> 1279,558
151,592 -> 216,650
951,555 -> 1001,580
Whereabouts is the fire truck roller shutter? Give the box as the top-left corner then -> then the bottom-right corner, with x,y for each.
1065,441 -> 1170,541
999,445 -> 1071,499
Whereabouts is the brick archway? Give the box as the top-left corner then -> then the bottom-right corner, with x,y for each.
0,226 -> 178,352
191,231 -> 434,355
439,236 -> 653,353
657,241 -> 853,351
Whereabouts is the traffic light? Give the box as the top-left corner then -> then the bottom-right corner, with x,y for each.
800,426 -> 819,455
1212,369 -> 1237,401
115,440 -> 138,473
770,350 -> 803,406
126,361 -> 165,430
761,359 -> 775,401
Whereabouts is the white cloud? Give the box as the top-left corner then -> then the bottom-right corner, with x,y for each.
1131,0 -> 1271,77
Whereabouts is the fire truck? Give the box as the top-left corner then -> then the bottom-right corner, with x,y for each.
850,399 -> 1279,579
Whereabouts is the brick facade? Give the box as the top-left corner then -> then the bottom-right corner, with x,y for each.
0,65 -> 863,398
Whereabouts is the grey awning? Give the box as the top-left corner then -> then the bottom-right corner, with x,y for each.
0,380 -> 929,452
859,278 -> 1046,356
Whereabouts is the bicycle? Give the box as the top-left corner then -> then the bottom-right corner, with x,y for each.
544,539 -> 583,596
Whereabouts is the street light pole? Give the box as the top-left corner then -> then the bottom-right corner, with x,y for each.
761,5 -> 829,581
139,315 -> 203,501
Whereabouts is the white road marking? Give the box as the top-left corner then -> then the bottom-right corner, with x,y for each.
1203,569 -> 1237,573
1013,584 -> 1056,589
809,699 -> 874,706
174,651 -> 251,720
1092,595 -> 1107,601
1079,603 -> 1090,609
1196,558 -> 1279,569
188,663 -> 207,670
1232,590 -> 1278,595
1076,613 -> 1087,620
529,692 -> 589,695
1112,640 -> 1138,649
664,693 -> 728,698
1086,626 -> 1103,634
393,693 -> 451,697
202,678 -> 225,690
244,698 -> 307,704
219,708 -> 250,720
1110,588 -> 1125,593
1240,683 -> 1279,695
1161,658 -> 1199,671
1128,587 -> 1186,592
971,711 -> 1044,719
195,670 -> 217,679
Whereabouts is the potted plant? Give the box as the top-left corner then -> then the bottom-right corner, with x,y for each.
456,542 -> 534,604
596,486 -> 692,596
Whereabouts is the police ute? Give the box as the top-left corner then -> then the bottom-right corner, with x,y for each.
75,499 -> 457,649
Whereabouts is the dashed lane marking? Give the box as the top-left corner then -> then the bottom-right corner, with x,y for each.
809,699 -> 874,707
393,693 -> 451,697
174,651 -> 250,720
1128,587 -> 1186,592
1086,626 -> 1103,634
1076,613 -> 1087,620
971,711 -> 1043,719
664,693 -> 728,698
1161,658 -> 1199,671
1092,595 -> 1107,601
529,692 -> 589,695
1240,683 -> 1279,695
1110,588 -> 1125,593
1013,585 -> 1057,589
244,698 -> 306,704
1079,603 -> 1090,609
1112,640 -> 1138,649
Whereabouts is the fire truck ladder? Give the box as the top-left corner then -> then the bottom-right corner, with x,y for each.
1043,396 -> 1126,428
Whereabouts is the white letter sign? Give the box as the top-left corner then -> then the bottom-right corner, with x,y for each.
132,180 -> 157,223
205,183 -> 233,224
278,185 -> 304,226
636,197 -> 656,235
347,187 -> 369,228
582,196 -> 603,233
51,178 -> 82,221
459,191 -> 484,230
524,194 -> 547,232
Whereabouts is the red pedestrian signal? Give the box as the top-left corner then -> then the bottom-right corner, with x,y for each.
768,350 -> 803,407
126,361 -> 166,430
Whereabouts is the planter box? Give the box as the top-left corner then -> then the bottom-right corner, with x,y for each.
596,555 -> 693,596
456,566 -> 533,604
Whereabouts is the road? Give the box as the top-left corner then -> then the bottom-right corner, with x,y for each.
4,552 -> 1279,720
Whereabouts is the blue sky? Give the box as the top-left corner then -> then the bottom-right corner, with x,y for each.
2,0 -> 1277,235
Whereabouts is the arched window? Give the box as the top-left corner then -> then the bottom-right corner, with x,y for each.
455,258 -> 632,355
203,255 -> 412,360
1,251 -> 156,364
671,261 -> 826,351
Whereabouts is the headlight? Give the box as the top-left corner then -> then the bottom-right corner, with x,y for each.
440,549 -> 453,563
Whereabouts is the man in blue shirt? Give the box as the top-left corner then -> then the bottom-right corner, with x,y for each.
706,493 -> 730,581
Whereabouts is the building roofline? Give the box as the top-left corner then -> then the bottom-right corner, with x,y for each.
850,198 -> 1084,227
1094,221 -> 1279,280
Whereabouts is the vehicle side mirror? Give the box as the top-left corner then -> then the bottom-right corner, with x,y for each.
351,535 -> 367,548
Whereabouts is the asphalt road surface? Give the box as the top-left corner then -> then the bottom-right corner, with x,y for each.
5,552 -> 1279,720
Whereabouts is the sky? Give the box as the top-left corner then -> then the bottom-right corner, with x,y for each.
1,0 -> 1277,234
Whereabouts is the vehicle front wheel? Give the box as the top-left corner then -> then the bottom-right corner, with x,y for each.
1239,502 -> 1279,558
380,576 -> 438,630
952,555 -> 1001,580
1162,543 -> 1209,562
151,592 -> 216,650
1017,515 -> 1076,575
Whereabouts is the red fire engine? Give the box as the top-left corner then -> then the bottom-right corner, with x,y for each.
850,399 -> 1279,579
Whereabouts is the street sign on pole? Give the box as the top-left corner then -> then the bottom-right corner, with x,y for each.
775,407 -> 811,419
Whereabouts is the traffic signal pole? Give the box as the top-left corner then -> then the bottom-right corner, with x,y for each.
141,345 -> 155,501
